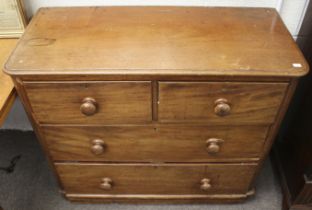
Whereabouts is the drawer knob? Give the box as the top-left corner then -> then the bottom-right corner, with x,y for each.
100,177 -> 113,190
214,98 -> 231,116
80,97 -> 97,116
91,139 -> 105,155
206,138 -> 224,154
200,178 -> 211,191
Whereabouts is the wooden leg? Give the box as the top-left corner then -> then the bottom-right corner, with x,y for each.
282,195 -> 290,210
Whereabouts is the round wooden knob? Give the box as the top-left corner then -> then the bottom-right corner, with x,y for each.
91,139 -> 105,155
100,177 -> 113,190
214,98 -> 231,116
200,178 -> 211,191
80,97 -> 97,116
206,138 -> 224,154
207,142 -> 220,154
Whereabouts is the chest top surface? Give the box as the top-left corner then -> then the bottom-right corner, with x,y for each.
4,6 -> 309,77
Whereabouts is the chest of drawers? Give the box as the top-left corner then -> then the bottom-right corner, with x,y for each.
4,7 -> 309,203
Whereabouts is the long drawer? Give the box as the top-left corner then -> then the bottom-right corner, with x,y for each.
55,163 -> 257,195
158,82 -> 287,124
42,125 -> 268,162
24,81 -> 152,124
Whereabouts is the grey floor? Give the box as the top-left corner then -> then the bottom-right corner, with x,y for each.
0,131 -> 282,210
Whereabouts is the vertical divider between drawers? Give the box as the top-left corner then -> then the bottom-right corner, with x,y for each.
152,80 -> 158,122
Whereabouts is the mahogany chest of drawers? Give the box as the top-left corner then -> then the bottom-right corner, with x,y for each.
4,7 -> 309,203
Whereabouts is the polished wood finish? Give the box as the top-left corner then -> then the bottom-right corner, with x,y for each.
214,98 -> 231,117
158,82 -> 287,124
100,178 -> 113,190
0,39 -> 18,125
90,139 -> 106,155
200,178 -> 212,191
4,7 -> 308,203
64,193 -> 254,203
23,81 -> 152,124
80,97 -> 98,116
41,125 -> 268,162
206,138 -> 224,154
55,163 -> 257,195
4,7 -> 308,77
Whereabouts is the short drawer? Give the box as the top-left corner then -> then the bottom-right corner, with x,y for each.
158,82 -> 287,124
24,81 -> 152,124
42,125 -> 268,162
55,163 -> 257,195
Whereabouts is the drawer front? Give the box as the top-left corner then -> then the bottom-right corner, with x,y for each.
42,125 -> 268,162
55,163 -> 257,195
24,81 -> 152,124
158,82 -> 287,124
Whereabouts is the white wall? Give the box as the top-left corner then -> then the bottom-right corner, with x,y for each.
1,0 -> 310,130
23,0 -> 310,36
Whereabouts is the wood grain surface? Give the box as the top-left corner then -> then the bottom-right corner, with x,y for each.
4,6 -> 309,203
4,7 -> 308,77
55,163 -> 257,195
23,81 -> 152,124
158,82 -> 287,124
64,193 -> 254,203
42,125 -> 268,162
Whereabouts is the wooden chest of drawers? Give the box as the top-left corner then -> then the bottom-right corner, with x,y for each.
4,7 -> 309,203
